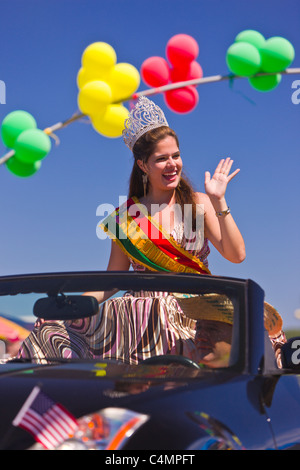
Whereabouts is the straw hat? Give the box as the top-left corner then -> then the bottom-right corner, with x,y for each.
173,293 -> 234,325
263,301 -> 283,336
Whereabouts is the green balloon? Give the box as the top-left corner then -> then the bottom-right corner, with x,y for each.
260,37 -> 295,73
6,156 -> 41,177
249,73 -> 282,92
14,129 -> 51,164
1,110 -> 37,149
226,42 -> 261,76
235,30 -> 265,49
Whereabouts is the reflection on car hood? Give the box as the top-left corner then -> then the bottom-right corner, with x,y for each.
0,359 -> 240,451
0,359 -> 234,399
0,358 -> 220,380
0,358 -> 238,432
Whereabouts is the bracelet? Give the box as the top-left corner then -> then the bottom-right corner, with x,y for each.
215,207 -> 231,217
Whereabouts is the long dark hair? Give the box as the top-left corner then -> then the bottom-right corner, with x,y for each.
128,126 -> 198,230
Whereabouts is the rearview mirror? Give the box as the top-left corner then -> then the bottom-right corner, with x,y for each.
33,294 -> 99,320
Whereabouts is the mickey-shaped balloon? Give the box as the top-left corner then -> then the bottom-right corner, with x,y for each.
141,34 -> 203,113
77,42 -> 140,137
226,29 -> 295,92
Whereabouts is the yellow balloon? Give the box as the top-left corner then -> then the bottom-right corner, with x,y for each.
81,42 -> 117,74
77,67 -> 111,89
109,63 -> 140,102
78,80 -> 112,116
91,104 -> 129,138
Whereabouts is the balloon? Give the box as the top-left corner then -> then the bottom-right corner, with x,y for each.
14,129 -> 51,164
78,80 -> 112,116
1,111 -> 37,149
109,63 -> 140,102
81,42 -> 117,74
141,56 -> 170,87
226,42 -> 261,76
249,73 -> 282,92
91,104 -> 129,138
6,155 -> 41,177
260,36 -> 295,73
164,86 -> 199,113
140,34 -> 202,113
166,34 -> 199,67
170,60 -> 203,85
77,68 -> 88,89
77,66 -> 111,89
235,30 -> 265,49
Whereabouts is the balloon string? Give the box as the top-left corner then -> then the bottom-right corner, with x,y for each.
132,73 -> 226,99
228,76 -> 256,106
43,112 -> 85,145
130,67 -> 300,99
0,112 -> 85,165
44,111 -> 85,134
0,68 -> 299,166
43,129 -> 60,145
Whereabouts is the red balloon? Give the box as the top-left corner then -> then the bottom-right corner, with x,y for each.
164,86 -> 199,113
166,34 -> 199,67
141,56 -> 170,87
170,61 -> 203,85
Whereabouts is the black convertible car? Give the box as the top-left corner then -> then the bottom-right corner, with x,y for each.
0,271 -> 300,451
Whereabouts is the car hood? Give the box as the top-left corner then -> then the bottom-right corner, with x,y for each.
0,359 -> 239,450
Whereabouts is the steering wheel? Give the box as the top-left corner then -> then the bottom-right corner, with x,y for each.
142,354 -> 202,369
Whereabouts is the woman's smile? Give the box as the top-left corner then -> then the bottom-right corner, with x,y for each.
162,170 -> 178,182
144,136 -> 183,194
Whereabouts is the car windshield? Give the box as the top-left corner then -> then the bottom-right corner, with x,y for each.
0,272 -> 245,371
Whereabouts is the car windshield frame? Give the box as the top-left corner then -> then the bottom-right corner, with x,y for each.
0,271 -> 247,373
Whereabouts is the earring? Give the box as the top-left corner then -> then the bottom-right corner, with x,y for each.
142,173 -> 148,198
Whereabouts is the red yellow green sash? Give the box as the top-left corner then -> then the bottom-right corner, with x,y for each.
100,197 -> 211,275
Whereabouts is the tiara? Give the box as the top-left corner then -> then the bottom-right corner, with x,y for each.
122,96 -> 169,150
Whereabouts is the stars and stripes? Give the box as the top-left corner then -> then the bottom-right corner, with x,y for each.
12,386 -> 78,449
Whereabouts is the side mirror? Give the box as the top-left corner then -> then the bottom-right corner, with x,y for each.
280,337 -> 300,370
33,294 -> 99,320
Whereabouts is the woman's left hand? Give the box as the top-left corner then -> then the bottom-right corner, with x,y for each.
204,158 -> 240,201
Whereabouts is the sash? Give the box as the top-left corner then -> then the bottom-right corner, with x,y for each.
100,197 -> 211,275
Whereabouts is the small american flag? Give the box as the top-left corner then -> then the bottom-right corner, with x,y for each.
12,386 -> 78,449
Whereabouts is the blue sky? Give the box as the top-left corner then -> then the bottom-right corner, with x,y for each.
0,0 -> 299,328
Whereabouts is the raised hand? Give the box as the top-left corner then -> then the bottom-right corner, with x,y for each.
204,157 -> 240,201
